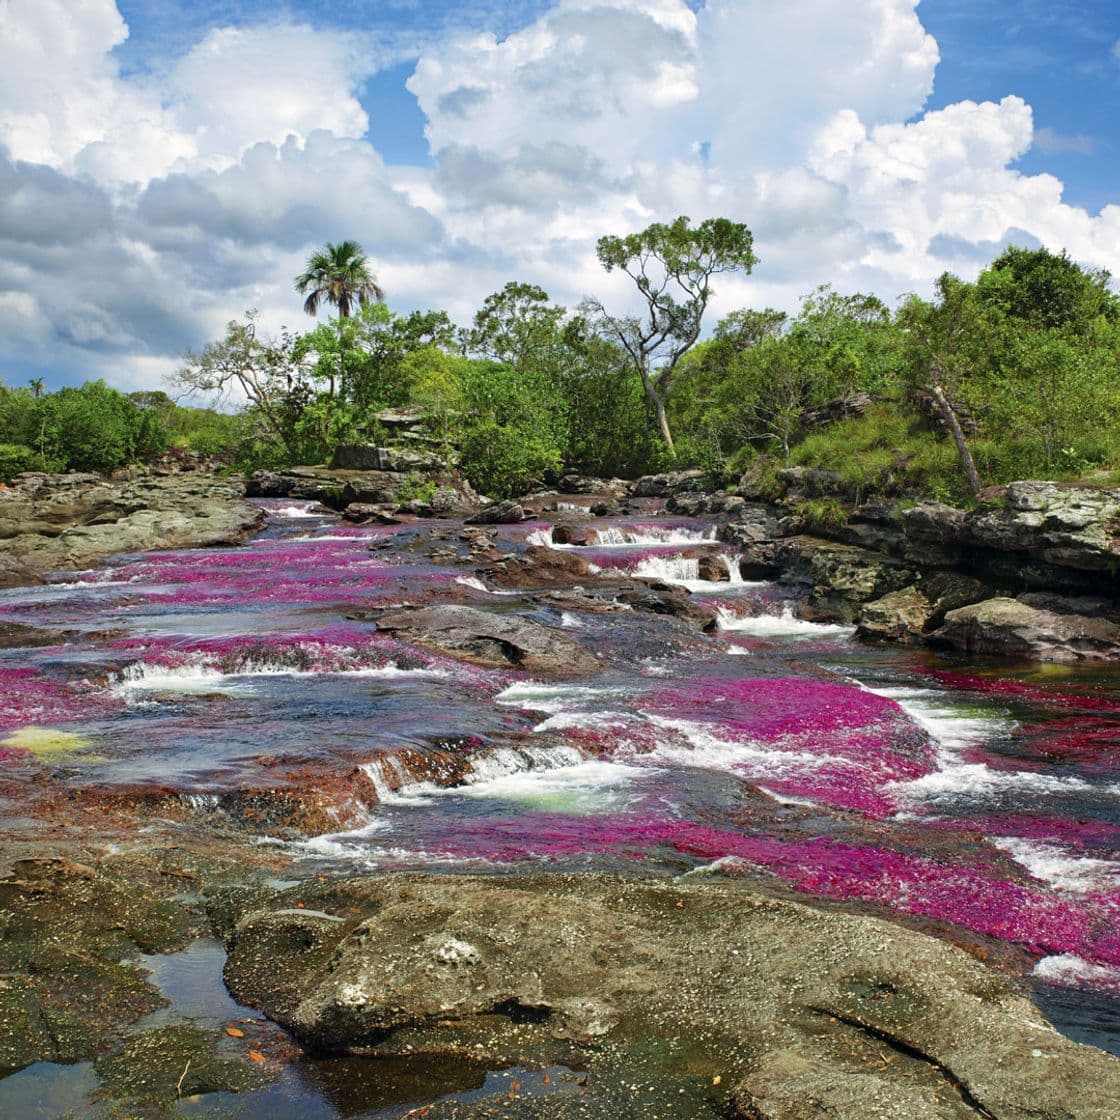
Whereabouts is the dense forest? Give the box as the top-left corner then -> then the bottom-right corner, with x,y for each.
3,220 -> 1118,504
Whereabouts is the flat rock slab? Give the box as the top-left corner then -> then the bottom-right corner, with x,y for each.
222,873 -> 1120,1120
375,604 -> 600,676
934,596 -> 1120,662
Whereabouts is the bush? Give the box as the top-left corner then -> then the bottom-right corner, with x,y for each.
0,443 -> 49,482
791,497 -> 849,532
459,423 -> 563,499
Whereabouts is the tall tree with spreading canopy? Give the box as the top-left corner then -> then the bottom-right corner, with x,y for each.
584,215 -> 757,451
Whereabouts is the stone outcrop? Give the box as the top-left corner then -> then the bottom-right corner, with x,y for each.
744,536 -> 915,623
222,873 -> 1120,1120
247,466 -> 481,516
633,469 -> 707,497
465,499 -> 525,524
0,470 -> 264,586
375,604 -> 599,676
902,482 -> 1120,584
931,596 -> 1120,662
330,444 -> 444,472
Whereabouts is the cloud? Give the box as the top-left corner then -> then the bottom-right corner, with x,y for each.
1,0 -> 1119,392
1033,127 -> 1096,156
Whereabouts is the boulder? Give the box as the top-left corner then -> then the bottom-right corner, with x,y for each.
559,474 -> 632,497
342,503 -> 401,525
857,586 -> 934,644
374,604 -> 599,676
633,470 -> 706,498
465,499 -> 525,525
480,546 -> 597,589
719,503 -> 782,548
772,536 -> 916,623
330,444 -> 444,472
551,524 -> 596,546
223,874 -> 1120,1120
932,596 -> 1120,662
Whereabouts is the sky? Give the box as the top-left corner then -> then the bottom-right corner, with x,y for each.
1,0 -> 1119,393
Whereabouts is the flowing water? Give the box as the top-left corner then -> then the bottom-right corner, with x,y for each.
3,499 -> 1120,1113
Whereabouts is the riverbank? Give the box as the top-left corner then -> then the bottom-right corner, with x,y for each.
2,474 -> 1120,1115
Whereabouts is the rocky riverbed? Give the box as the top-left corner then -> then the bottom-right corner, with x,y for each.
1,469 -> 1120,1117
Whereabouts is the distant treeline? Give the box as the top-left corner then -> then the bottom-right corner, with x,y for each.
5,235 -> 1119,503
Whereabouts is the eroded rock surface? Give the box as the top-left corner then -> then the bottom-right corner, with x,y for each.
223,874 -> 1120,1120
375,604 -> 600,676
0,470 -> 263,585
932,596 -> 1120,662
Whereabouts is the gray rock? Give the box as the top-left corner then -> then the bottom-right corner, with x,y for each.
465,499 -> 525,524
933,596 -> 1120,662
330,444 -> 444,472
223,874 -> 1120,1120
0,470 -> 264,586
857,586 -> 934,644
772,536 -> 916,623
375,604 -> 599,676
634,470 -> 706,498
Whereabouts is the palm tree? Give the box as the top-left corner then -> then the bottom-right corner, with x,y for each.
294,240 -> 384,319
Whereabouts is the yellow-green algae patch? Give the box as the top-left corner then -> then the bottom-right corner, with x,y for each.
2,726 -> 101,760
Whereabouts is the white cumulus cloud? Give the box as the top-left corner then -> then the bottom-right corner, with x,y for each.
0,0 -> 1118,391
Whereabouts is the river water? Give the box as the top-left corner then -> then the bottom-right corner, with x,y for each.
2,497 -> 1119,1112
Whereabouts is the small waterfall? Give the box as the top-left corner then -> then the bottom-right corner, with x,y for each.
633,554 -> 700,583
462,744 -> 585,784
525,526 -> 554,547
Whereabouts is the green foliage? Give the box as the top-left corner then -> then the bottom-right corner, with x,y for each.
587,215 -> 758,448
459,422 -> 563,499
395,472 -> 437,503
0,380 -> 167,474
295,240 -> 384,318
0,443 -> 49,482
791,497 -> 849,532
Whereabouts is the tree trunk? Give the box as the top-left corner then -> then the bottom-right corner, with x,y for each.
653,395 -> 675,452
930,382 -> 982,498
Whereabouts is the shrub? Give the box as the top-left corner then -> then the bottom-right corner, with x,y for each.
0,443 -> 48,482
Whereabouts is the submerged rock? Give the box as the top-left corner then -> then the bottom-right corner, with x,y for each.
375,604 -> 599,676
223,874 -> 1120,1120
0,857 -> 189,1072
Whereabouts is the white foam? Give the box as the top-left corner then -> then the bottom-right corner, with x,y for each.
113,658 -> 446,697
990,837 -> 1120,896
865,686 -> 1015,759
495,681 -> 628,714
455,576 -> 491,593
557,502 -> 591,513
266,502 -> 325,519
527,524 -> 717,549
890,762 -> 1119,803
642,714 -> 852,779
716,604 -> 853,638
361,743 -> 636,813
633,553 -> 766,592
559,612 -> 584,628
1032,954 -> 1120,990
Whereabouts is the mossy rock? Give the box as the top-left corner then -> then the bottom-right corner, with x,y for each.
96,1025 -> 269,1111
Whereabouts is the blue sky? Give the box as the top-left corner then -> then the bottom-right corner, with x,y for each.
2,0 -> 1119,391
107,0 -> 1120,205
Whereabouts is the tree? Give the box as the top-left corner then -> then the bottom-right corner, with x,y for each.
295,240 -> 385,320
175,313 -> 311,463
466,282 -> 566,369
898,278 -> 985,498
583,215 -> 757,451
